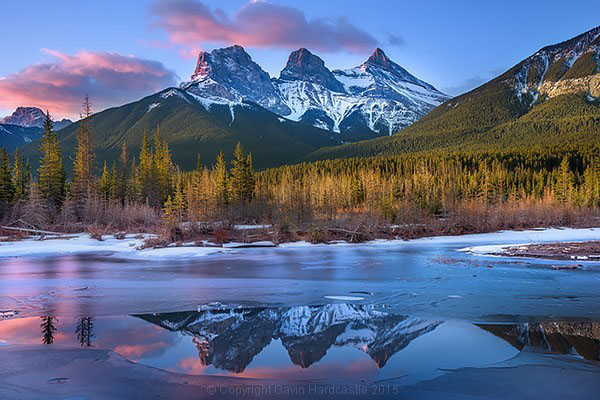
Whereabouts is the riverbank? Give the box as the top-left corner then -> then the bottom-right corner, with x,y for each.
2,226 -> 600,261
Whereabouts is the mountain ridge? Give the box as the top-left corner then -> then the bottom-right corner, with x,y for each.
303,25 -> 600,162
182,45 -> 450,139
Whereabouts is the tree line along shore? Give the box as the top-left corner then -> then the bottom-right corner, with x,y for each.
1,98 -> 600,247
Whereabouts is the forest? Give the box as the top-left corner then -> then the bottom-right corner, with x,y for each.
1,102 -> 600,245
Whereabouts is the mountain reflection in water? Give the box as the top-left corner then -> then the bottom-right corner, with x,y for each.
137,304 -> 441,373
1,304 -> 599,382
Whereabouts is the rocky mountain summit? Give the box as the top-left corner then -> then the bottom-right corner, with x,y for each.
181,45 -> 450,140
1,107 -> 72,130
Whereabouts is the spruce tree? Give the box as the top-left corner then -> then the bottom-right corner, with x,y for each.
98,161 -> 112,202
12,149 -> 30,202
38,111 -> 66,210
138,129 -> 155,205
71,95 -> 95,218
230,143 -> 255,205
0,148 -> 14,208
214,151 -> 229,208
117,141 -> 129,204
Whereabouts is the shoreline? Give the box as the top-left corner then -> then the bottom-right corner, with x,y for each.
2,226 -> 600,261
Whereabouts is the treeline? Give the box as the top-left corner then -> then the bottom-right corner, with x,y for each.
0,100 -> 257,232
1,99 -> 600,236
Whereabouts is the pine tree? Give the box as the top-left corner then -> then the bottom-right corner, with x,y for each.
12,149 -> 30,202
555,156 -> 574,205
0,148 -> 14,208
230,143 -> 255,205
75,317 -> 94,347
22,182 -> 48,228
214,151 -> 229,208
70,95 -> 95,218
70,95 -> 95,216
138,129 -> 155,205
40,316 -> 57,345
98,161 -> 112,202
163,176 -> 185,227
117,141 -> 129,204
38,111 -> 66,210
153,127 -> 174,206
110,161 -> 118,201
127,157 -> 139,203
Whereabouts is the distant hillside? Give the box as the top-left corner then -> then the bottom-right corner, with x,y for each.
21,88 -> 341,173
0,123 -> 43,152
304,26 -> 600,161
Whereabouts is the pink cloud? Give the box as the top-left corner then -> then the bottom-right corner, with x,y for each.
0,49 -> 178,119
150,0 -> 379,55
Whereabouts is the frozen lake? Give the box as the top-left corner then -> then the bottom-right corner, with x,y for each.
1,228 -> 600,398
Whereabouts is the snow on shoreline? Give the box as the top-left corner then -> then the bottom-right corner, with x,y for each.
0,227 -> 599,260
458,228 -> 600,258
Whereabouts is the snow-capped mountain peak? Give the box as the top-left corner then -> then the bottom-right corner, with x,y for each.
279,48 -> 345,93
183,45 -> 290,115
1,107 -> 46,128
366,47 -> 392,67
179,45 -> 450,139
1,107 -> 72,130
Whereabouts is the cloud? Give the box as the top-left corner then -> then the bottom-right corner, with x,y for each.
386,32 -> 407,48
150,0 -> 379,55
442,76 -> 487,96
0,49 -> 178,119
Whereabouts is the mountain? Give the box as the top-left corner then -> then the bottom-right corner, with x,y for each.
1,107 -> 72,130
1,107 -> 73,151
478,322 -> 600,360
304,25 -> 600,161
0,123 -> 44,151
21,87 -> 341,172
136,304 -> 441,373
182,45 -> 449,140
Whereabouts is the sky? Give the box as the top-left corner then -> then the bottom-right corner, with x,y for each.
0,0 -> 598,120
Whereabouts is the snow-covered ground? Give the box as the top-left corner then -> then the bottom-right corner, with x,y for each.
1,227 -> 600,260
457,227 -> 600,258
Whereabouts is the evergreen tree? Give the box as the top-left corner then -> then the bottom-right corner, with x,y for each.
70,95 -> 95,218
12,149 -> 30,202
75,317 -> 94,347
138,129 -> 155,205
214,151 -> 229,208
230,143 -> 255,205
22,182 -> 48,228
117,141 -> 129,204
38,111 -> 66,210
153,126 -> 174,206
163,177 -> 185,227
40,316 -> 57,345
555,156 -> 574,204
98,161 -> 112,202
0,148 -> 14,208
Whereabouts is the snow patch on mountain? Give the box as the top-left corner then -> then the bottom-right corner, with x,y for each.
179,45 -> 450,138
510,25 -> 600,101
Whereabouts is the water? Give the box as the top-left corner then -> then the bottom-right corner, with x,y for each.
1,233 -> 600,396
2,308 -> 599,386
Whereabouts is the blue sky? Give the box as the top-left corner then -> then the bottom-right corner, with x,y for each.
0,0 -> 598,119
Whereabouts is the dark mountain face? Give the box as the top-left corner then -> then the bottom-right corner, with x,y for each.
279,48 -> 345,92
0,123 -> 43,151
19,87 -> 341,174
478,322 -> 600,360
